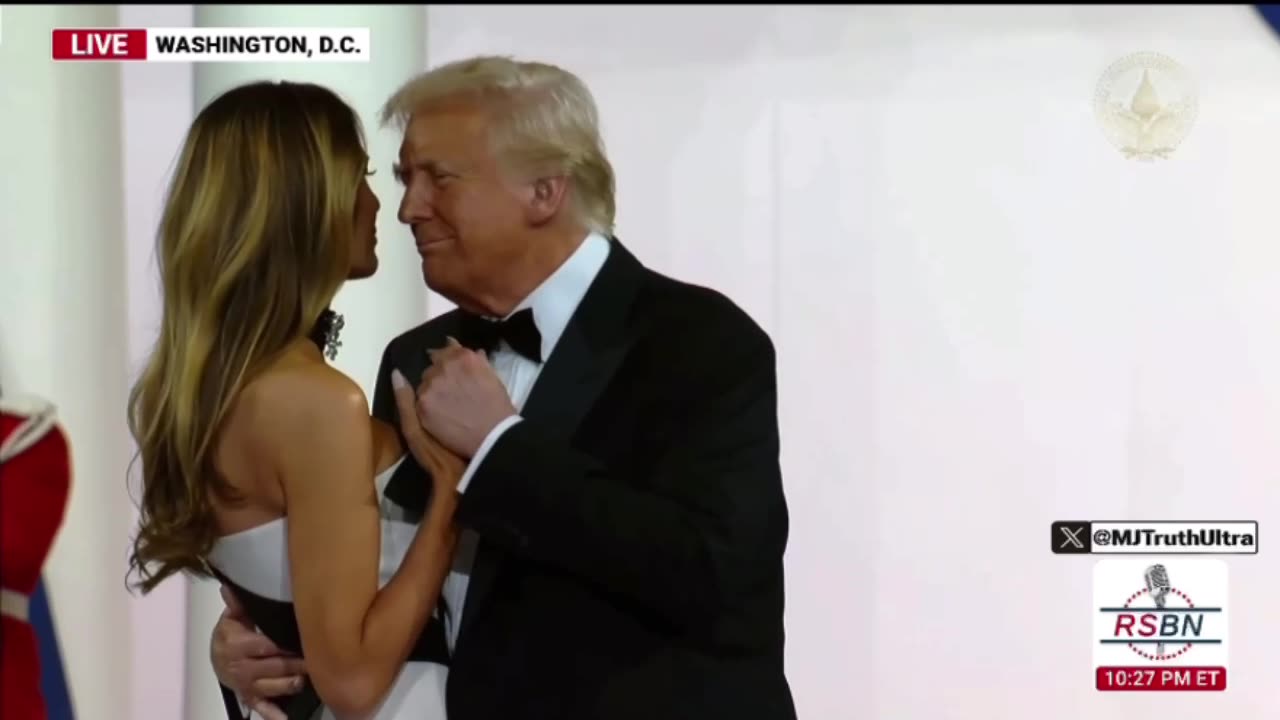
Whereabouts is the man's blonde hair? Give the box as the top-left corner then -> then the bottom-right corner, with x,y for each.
380,55 -> 616,235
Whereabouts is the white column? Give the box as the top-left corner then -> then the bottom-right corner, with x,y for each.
185,7 -> 427,720
0,5 -> 133,720
119,6 -> 198,719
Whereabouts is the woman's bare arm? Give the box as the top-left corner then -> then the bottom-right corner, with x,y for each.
274,370 -> 457,719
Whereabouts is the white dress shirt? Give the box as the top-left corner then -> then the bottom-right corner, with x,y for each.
438,230 -> 611,652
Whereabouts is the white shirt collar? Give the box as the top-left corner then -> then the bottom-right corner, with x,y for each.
502,231 -> 611,362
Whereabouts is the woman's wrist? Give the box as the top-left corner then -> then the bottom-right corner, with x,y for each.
424,490 -> 457,523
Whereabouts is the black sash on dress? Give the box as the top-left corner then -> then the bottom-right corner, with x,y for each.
211,568 -> 450,720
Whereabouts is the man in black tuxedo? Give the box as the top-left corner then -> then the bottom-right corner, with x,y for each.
211,55 -> 796,720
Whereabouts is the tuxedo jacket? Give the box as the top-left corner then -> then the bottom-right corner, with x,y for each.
372,238 -> 796,720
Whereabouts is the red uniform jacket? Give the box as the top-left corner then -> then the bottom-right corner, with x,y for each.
1,396 -> 72,720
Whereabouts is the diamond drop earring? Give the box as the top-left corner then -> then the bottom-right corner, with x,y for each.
323,312 -> 345,361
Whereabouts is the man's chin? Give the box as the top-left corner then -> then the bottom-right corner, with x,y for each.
420,260 -> 445,289
421,262 -> 462,299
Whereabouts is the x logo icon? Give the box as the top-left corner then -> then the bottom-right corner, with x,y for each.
1051,521 -> 1090,554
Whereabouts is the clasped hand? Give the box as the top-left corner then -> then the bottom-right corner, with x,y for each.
391,336 -> 517,464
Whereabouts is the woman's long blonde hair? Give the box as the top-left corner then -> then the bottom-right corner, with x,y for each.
127,81 -> 369,594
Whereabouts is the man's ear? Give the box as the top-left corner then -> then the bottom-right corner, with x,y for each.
524,175 -> 570,225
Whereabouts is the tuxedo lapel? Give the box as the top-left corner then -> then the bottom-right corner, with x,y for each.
521,238 -> 646,435
457,238 -> 647,644
518,310 -> 635,441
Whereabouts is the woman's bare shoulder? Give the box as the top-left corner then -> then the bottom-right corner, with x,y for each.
253,357 -> 364,408
236,361 -> 372,458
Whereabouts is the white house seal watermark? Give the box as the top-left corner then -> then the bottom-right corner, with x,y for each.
1093,52 -> 1198,161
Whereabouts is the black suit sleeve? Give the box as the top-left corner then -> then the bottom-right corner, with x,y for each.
456,328 -> 788,633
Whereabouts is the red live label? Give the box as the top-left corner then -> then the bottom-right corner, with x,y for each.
1096,666 -> 1226,691
51,29 -> 147,60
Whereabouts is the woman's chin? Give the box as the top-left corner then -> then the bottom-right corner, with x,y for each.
348,257 -> 379,280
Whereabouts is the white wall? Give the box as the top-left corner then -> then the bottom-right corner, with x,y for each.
118,7 -> 196,717
3,4 -> 1280,719
425,5 -> 1280,719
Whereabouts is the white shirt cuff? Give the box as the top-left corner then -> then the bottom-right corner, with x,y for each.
457,415 -> 522,493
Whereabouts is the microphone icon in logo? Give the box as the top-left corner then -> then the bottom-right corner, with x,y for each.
1144,564 -> 1171,656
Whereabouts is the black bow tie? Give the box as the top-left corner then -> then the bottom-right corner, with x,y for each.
457,308 -> 543,362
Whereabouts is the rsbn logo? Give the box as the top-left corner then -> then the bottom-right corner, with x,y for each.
1093,559 -> 1228,691
1100,565 -> 1219,661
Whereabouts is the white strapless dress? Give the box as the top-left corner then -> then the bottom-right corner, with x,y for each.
207,456 -> 449,720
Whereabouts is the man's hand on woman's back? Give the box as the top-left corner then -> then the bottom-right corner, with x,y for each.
211,585 -> 307,720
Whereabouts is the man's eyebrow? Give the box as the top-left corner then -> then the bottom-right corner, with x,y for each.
393,159 -> 454,174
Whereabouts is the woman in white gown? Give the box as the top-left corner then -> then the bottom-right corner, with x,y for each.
126,80 -> 460,720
